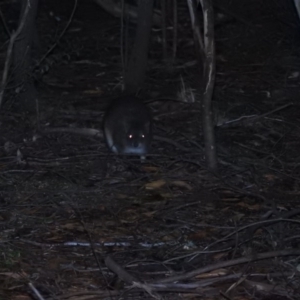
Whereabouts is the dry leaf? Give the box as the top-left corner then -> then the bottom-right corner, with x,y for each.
196,268 -> 228,278
160,193 -> 173,198
145,179 -> 166,190
219,189 -> 235,195
188,229 -> 211,240
231,213 -> 245,222
171,180 -> 192,190
277,205 -> 288,211
263,174 -> 278,181
237,202 -> 261,210
253,228 -> 263,236
60,222 -> 84,232
120,210 -> 139,222
221,206 -> 230,212
144,193 -> 166,202
47,258 -> 63,270
83,89 -> 103,94
141,166 -> 160,172
142,211 -> 157,217
0,272 -> 24,279
115,193 -> 129,199
213,252 -> 228,260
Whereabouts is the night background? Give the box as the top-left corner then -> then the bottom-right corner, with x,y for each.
0,0 -> 300,299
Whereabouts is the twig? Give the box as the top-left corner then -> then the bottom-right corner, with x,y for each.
205,217 -> 300,250
37,127 -> 103,138
36,0 -> 78,67
153,249 -> 300,284
105,256 -> 161,299
245,102 -> 293,123
218,103 -> 293,127
0,0 -> 30,109
105,255 -> 138,284
37,126 -> 190,152
153,135 -> 189,151
19,238 -> 177,248
28,282 -> 45,300
75,210 -> 112,292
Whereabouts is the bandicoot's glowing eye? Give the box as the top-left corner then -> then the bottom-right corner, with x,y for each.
129,134 -> 133,139
141,135 -> 145,138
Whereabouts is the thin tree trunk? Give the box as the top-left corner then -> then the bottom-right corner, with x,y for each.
187,0 -> 217,171
13,0 -> 39,112
200,0 -> 217,171
124,0 -> 154,94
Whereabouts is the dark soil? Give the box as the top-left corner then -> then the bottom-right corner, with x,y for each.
0,0 -> 300,299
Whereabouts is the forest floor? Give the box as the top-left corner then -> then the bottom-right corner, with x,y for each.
0,0 -> 300,299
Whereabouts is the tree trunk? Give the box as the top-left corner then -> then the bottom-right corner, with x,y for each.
124,0 -> 154,94
13,0 -> 39,112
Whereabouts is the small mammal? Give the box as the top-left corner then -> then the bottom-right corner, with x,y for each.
103,96 -> 152,156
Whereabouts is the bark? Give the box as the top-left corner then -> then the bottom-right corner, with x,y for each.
124,0 -> 154,93
187,0 -> 217,171
13,0 -> 39,112
200,0 -> 217,171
